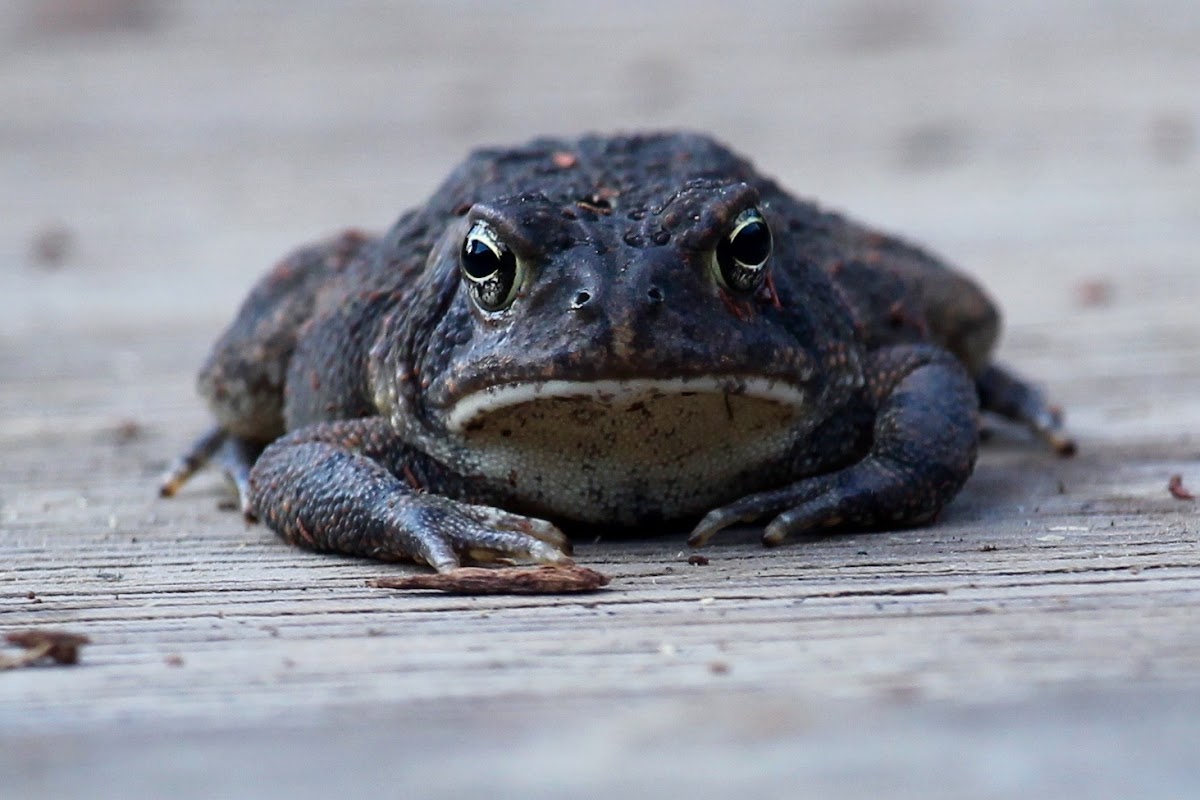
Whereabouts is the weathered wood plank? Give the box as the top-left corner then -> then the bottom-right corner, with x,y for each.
2,0 -> 1199,796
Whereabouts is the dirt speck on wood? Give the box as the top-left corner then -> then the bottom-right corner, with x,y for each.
1168,474 -> 1194,500
1076,278 -> 1114,308
28,224 -> 74,268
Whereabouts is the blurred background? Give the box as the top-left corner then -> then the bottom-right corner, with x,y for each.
2,0 -> 1197,449
1,5 -> 1193,314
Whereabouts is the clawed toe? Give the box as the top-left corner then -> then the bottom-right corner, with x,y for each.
158,425 -> 227,498
159,426 -> 265,518
761,504 -> 838,546
436,504 -> 574,570
689,480 -> 834,548
464,504 -> 573,553
687,508 -> 753,548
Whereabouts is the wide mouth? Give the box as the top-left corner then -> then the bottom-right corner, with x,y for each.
445,375 -> 806,433
439,374 -> 809,523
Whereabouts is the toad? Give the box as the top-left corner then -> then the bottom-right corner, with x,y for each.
161,132 -> 1072,572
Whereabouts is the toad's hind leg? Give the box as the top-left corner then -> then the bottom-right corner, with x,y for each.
160,230 -> 377,508
830,223 -> 1074,455
977,364 -> 1077,456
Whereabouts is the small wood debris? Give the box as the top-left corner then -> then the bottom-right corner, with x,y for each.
1149,114 -> 1195,165
687,554 -> 710,566
369,564 -> 611,595
1076,279 -> 1113,308
29,224 -> 73,268
1,630 -> 90,669
111,418 -> 143,444
1168,474 -> 1195,501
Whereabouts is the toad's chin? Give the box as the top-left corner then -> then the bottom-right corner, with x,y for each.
443,376 -> 809,525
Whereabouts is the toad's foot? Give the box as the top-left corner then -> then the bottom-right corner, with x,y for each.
690,344 -> 979,548
158,425 -> 226,498
402,497 -> 574,572
248,418 -> 573,572
688,465 -> 943,548
159,425 -> 262,518
977,364 -> 1076,456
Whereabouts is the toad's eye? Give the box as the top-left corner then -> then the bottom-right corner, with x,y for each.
713,208 -> 772,293
460,221 -> 521,312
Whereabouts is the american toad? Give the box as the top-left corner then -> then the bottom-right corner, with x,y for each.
161,132 -> 1072,571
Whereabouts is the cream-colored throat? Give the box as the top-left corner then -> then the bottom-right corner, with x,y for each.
446,377 -> 807,524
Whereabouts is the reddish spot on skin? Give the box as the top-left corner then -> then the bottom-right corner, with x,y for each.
402,464 -> 424,492
577,201 -> 612,216
552,151 -> 577,169
334,229 -> 370,264
719,289 -> 751,321
764,272 -> 783,309
295,517 -> 316,546
886,299 -> 929,337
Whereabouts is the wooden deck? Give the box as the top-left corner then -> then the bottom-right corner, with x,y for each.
2,1 -> 1198,796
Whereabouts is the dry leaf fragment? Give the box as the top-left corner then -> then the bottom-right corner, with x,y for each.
1168,474 -> 1195,500
2,630 -> 90,669
369,564 -> 611,595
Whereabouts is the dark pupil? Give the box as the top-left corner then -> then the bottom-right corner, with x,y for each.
729,221 -> 771,266
461,238 -> 503,280
461,234 -> 518,310
716,216 -> 771,292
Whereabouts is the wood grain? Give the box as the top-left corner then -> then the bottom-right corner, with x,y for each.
2,1 -> 1198,796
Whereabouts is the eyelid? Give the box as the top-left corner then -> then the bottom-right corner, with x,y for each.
466,221 -> 506,256
728,208 -> 765,241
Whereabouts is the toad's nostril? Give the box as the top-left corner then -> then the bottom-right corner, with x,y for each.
646,286 -> 664,304
571,291 -> 592,309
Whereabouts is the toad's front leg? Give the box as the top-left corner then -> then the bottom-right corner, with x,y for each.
249,418 -> 572,572
689,344 -> 979,547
